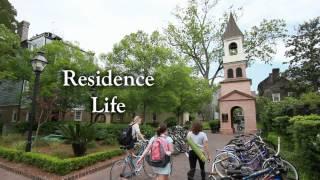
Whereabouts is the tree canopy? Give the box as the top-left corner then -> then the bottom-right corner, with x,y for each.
284,16 -> 320,93
101,31 -> 213,120
0,0 -> 18,32
0,24 -> 31,80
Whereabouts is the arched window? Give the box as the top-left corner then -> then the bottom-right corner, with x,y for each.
227,69 -> 234,78
229,42 -> 238,55
236,67 -> 243,77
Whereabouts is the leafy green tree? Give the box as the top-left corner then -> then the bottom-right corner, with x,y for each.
0,24 -> 31,80
0,0 -> 18,32
284,16 -> 320,93
103,31 -> 179,119
145,63 -> 213,123
166,0 -> 287,86
38,41 -> 97,120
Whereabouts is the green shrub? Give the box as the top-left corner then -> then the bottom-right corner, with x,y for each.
291,116 -> 320,177
13,122 -> 37,134
272,116 -> 290,135
94,123 -> 126,140
141,125 -> 155,138
202,121 -> 211,130
102,135 -> 118,145
209,120 -> 220,133
0,146 -> 123,175
12,141 -> 26,151
146,122 -> 159,128
0,134 -> 24,145
164,117 -> 177,127
59,122 -> 96,156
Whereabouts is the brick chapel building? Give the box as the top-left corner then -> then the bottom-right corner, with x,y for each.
218,14 -> 257,134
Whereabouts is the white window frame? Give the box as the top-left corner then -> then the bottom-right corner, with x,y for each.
12,111 -> 17,122
25,112 -> 29,121
74,110 -> 82,121
272,93 -> 281,102
23,80 -> 30,92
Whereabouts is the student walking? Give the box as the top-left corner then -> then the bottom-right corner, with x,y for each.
137,123 -> 174,180
187,121 -> 211,180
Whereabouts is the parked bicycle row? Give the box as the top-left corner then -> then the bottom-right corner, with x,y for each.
209,133 -> 299,180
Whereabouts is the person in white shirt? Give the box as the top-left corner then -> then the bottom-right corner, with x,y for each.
187,121 -> 211,180
128,116 -> 146,153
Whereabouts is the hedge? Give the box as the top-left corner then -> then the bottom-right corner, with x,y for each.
209,120 -> 220,133
271,116 -> 290,135
0,146 -> 123,175
94,123 -> 155,141
291,117 -> 320,178
164,117 -> 178,127
264,115 -> 320,179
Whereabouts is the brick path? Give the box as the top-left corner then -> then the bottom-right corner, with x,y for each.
0,168 -> 29,180
81,133 -> 233,180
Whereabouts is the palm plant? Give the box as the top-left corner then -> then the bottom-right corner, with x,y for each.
58,122 -> 96,156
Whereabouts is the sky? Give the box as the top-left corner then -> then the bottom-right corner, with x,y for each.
9,0 -> 320,91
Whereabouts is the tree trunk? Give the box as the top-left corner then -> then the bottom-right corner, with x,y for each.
33,109 -> 44,145
143,102 -> 146,124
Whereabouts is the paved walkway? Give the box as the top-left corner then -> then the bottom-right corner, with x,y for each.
82,133 -> 233,180
0,168 -> 29,180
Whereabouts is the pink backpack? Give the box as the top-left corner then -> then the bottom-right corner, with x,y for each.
150,137 -> 169,161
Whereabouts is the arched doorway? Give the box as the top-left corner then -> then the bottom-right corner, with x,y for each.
231,106 -> 244,133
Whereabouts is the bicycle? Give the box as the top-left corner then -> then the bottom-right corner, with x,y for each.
209,137 -> 298,180
109,140 -> 156,180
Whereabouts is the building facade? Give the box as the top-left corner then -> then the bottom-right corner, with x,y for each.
218,14 -> 257,134
258,68 -> 293,102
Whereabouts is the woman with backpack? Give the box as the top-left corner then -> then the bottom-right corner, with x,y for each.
137,123 -> 174,180
128,116 -> 146,156
187,121 -> 211,180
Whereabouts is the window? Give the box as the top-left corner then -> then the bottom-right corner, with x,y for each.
272,93 -> 281,102
25,112 -> 30,121
74,110 -> 82,121
222,113 -> 228,122
227,69 -> 234,78
152,113 -> 157,122
236,67 -> 242,77
229,42 -> 238,55
12,111 -> 17,122
288,92 -> 294,97
23,80 -> 29,92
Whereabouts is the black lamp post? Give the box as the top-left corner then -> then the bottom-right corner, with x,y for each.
25,51 -> 48,152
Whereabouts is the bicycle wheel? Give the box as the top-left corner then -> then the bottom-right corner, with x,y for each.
110,159 -> 134,180
212,152 -> 241,177
280,160 -> 299,180
262,159 -> 299,180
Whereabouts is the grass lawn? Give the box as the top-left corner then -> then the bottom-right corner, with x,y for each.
0,133 -> 119,159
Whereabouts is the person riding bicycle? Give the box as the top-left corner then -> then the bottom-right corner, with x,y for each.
128,116 -> 146,154
187,121 -> 211,180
